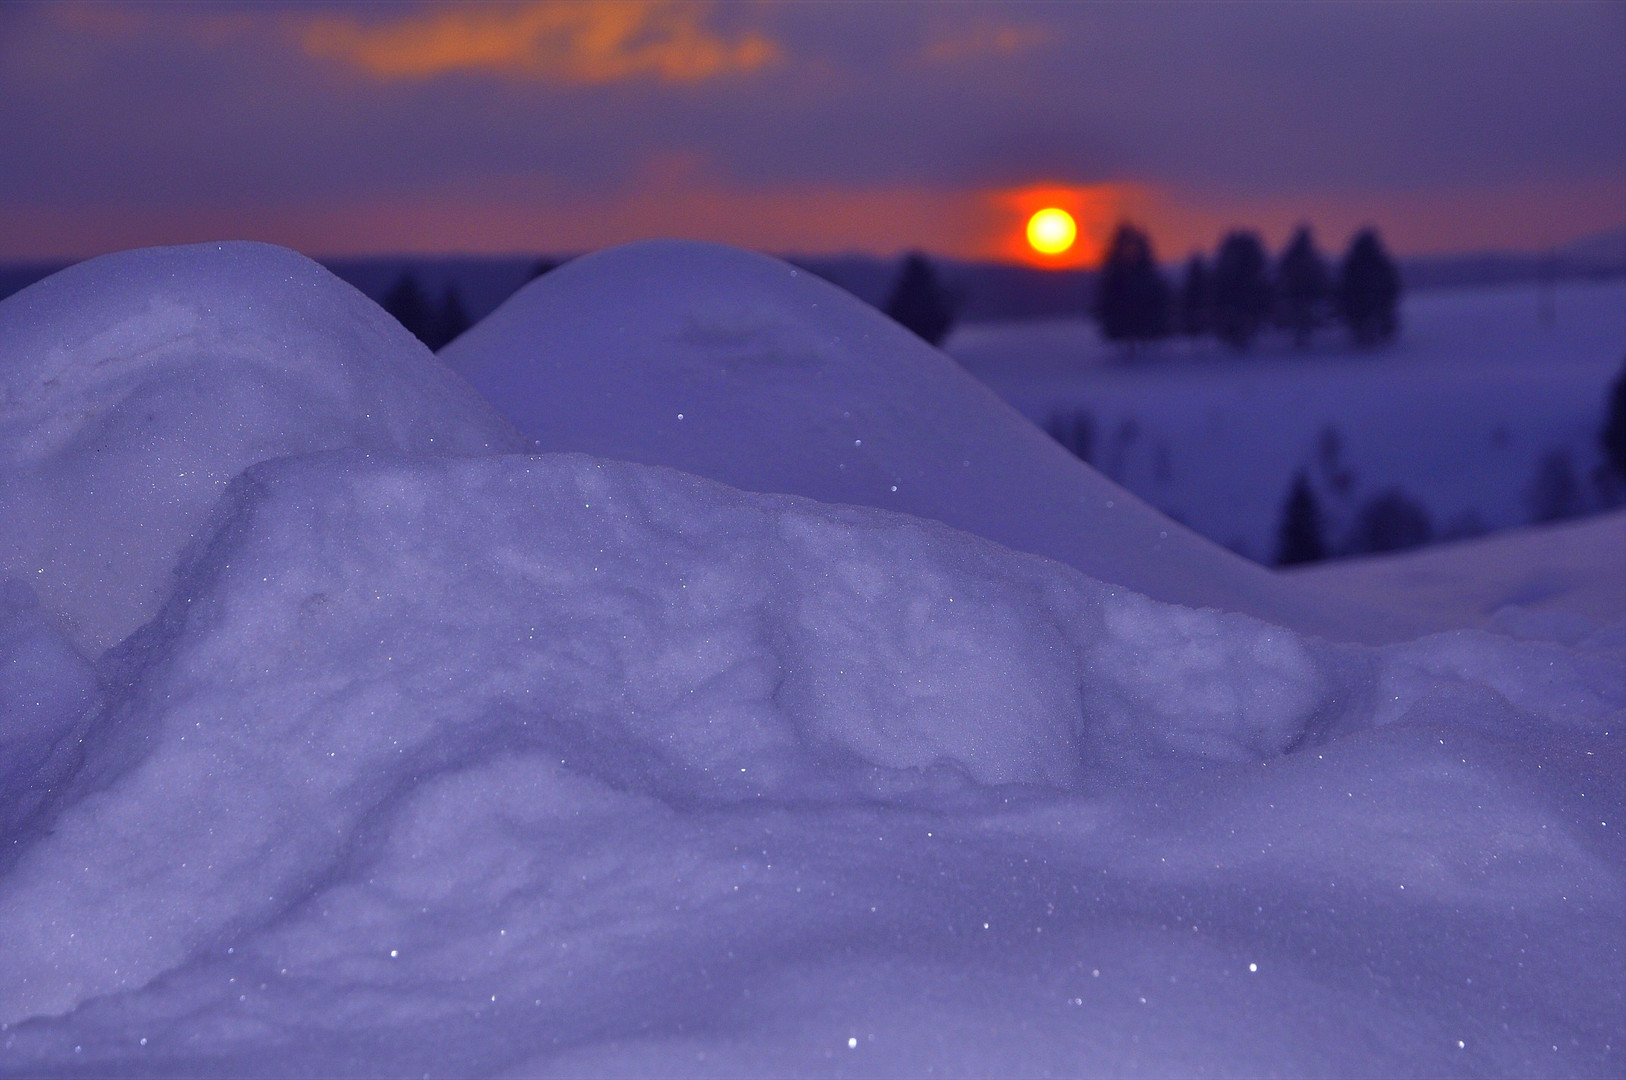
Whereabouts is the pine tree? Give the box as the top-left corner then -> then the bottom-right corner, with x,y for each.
432,285 -> 472,350
1094,223 -> 1171,352
1044,410 -> 1095,464
884,252 -> 957,346
1345,488 -> 1432,554
383,272 -> 434,346
1177,255 -> 1211,337
1337,228 -> 1401,347
1525,449 -> 1583,523
1601,354 -> 1626,481
1274,470 -> 1326,566
1210,231 -> 1272,350
1275,225 -> 1331,349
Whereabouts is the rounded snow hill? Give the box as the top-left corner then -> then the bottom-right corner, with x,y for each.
443,240 -> 1409,643
0,242 -> 524,654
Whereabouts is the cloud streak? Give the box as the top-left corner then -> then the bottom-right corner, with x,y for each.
296,1 -> 778,84
921,21 -> 1056,65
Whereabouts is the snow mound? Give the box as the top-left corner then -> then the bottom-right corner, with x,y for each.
0,581 -> 95,842
3,451 -> 1618,1036
442,241 -> 1391,641
0,451 -> 1344,1024
0,243 -> 523,653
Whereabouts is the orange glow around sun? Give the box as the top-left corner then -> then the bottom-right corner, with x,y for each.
1026,208 -> 1076,255
991,184 -> 1141,267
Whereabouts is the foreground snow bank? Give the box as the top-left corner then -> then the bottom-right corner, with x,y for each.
0,242 -> 522,653
0,452 -> 1336,1022
1,452 -> 1620,1076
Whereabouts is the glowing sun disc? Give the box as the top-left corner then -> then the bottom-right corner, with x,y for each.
1026,208 -> 1077,255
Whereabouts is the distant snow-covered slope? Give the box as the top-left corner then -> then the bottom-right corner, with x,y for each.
0,242 -> 524,653
951,277 -> 1626,564
442,241 -> 1405,642
1292,508 -> 1626,637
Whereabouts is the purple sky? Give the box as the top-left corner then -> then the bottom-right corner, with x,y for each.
2,1 -> 1622,263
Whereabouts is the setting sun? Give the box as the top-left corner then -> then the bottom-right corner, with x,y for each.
1026,207 -> 1077,255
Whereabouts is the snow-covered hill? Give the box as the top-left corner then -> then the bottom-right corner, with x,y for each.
442,240 -> 1410,643
0,242 -> 1621,1078
0,242 -> 522,653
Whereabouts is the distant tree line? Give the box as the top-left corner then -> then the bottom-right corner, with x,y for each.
1096,223 -> 1402,353
379,259 -> 564,350
1273,469 -> 1437,567
383,273 -> 473,352
1040,391 -> 1626,569
1273,358 -> 1626,567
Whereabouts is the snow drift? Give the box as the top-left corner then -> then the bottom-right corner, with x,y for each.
442,241 -> 1401,642
0,242 -> 522,654
0,243 -> 1621,1077
0,451 -> 1337,1023
2,451 -> 1621,1071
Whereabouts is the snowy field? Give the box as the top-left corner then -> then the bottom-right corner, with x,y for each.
0,242 -> 1622,1077
948,278 -> 1626,563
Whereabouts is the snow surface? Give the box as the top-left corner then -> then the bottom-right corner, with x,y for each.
441,241 -> 1409,644
949,278 -> 1626,563
0,242 -> 1622,1077
1294,508 -> 1626,638
0,243 -> 523,654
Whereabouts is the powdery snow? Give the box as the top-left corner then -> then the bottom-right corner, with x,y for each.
0,242 -> 523,654
441,240 -> 1410,644
1294,508 -> 1626,638
0,242 -> 1621,1078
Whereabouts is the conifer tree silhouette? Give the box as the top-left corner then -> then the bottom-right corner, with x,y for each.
433,285 -> 472,350
1275,226 -> 1331,349
1094,223 -> 1171,352
1177,255 -> 1212,338
383,272 -> 434,346
1274,470 -> 1326,565
1337,228 -> 1401,346
883,253 -> 958,346
1210,231 -> 1272,350
1525,449 -> 1584,523
1345,488 -> 1432,554
1600,354 -> 1626,482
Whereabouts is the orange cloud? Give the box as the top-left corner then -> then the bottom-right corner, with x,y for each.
923,22 -> 1055,64
297,1 -> 778,84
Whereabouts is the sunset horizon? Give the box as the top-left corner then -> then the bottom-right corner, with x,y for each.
1,2 -> 1620,265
